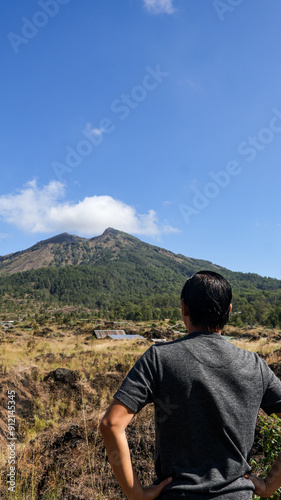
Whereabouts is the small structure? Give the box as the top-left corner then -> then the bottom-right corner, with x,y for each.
94,330 -> 108,339
94,330 -> 126,339
108,334 -> 145,340
94,330 -> 144,340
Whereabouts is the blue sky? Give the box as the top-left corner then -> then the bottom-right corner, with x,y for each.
1,0 -> 281,278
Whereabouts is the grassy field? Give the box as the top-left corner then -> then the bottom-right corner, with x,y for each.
1,320 -> 281,499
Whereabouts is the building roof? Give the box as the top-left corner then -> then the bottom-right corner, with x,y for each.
108,334 -> 145,340
94,330 -> 108,339
94,329 -> 126,338
94,330 -> 144,340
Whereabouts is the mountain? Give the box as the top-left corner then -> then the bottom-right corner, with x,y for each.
0,227 -> 220,276
0,228 -> 281,325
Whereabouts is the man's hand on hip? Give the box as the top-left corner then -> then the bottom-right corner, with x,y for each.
128,477 -> 172,500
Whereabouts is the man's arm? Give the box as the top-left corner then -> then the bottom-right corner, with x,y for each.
100,399 -> 172,500
245,412 -> 281,498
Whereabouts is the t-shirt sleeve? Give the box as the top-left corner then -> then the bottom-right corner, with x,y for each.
113,346 -> 158,413
260,358 -> 281,415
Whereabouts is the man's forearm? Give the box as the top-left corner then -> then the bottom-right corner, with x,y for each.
246,451 -> 281,497
263,451 -> 281,496
100,400 -> 172,500
100,425 -> 143,500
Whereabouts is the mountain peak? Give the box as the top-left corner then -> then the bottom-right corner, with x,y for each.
102,227 -> 119,236
33,233 -> 83,246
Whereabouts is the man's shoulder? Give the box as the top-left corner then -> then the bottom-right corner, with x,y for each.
150,336 -> 187,351
146,337 -> 188,362
150,332 -> 262,367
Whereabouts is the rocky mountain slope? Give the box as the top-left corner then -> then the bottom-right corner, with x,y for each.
0,227 -> 221,276
0,228 -> 281,324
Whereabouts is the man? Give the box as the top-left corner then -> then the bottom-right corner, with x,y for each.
100,271 -> 281,499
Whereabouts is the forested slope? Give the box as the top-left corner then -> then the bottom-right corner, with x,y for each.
1,228 -> 281,325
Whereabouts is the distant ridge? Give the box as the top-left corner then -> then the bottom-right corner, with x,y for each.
31,232 -> 86,246
0,228 -> 279,282
0,228 -> 281,324
0,227 -> 209,276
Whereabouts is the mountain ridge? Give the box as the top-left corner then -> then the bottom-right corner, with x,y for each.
0,228 -> 220,276
0,228 -> 281,324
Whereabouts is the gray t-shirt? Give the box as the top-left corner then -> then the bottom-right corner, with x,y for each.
113,332 -> 281,499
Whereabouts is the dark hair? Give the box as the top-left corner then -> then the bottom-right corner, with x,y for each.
181,270 -> 232,331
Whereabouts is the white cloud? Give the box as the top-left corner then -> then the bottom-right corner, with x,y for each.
142,0 -> 176,15
85,123 -> 103,137
0,180 -> 179,237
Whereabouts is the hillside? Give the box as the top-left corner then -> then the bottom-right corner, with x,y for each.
1,228 -> 281,325
1,322 -> 281,498
0,227 -> 220,276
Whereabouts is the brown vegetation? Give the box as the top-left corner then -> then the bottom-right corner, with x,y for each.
0,322 -> 281,498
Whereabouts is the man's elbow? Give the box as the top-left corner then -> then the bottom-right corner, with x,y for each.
99,414 -> 121,437
99,400 -> 134,437
99,415 -> 111,436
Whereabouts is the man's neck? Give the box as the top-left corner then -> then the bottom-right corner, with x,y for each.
186,323 -> 222,335
182,312 -> 222,335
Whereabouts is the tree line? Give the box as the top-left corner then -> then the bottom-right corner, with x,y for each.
1,262 -> 281,325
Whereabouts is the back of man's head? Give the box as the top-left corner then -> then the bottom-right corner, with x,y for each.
181,271 -> 232,332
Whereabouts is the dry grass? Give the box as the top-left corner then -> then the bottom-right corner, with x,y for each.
232,338 -> 278,354
1,322 -> 281,498
0,324 -> 151,499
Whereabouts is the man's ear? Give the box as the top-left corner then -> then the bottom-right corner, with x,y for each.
181,300 -> 189,317
229,304 -> 232,314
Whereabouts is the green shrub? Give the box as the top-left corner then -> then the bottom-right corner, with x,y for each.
251,414 -> 281,499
